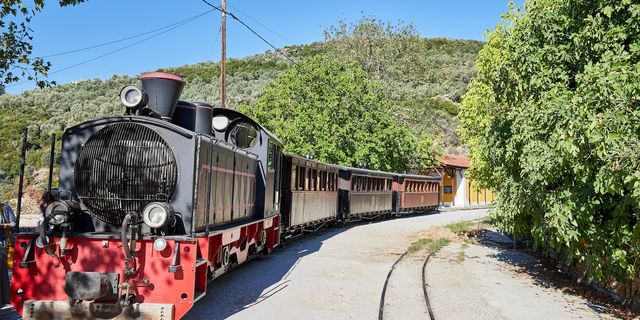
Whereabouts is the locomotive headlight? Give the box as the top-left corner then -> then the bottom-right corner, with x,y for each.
119,85 -> 148,109
45,201 -> 69,225
142,202 -> 174,229
212,115 -> 230,131
153,238 -> 167,252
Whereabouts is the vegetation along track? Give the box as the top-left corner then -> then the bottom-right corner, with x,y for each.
378,250 -> 436,320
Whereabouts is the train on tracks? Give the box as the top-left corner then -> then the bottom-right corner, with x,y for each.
9,72 -> 441,319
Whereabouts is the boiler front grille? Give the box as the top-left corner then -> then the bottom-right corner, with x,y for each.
74,122 -> 178,224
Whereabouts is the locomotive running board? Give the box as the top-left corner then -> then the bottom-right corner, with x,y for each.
23,300 -> 174,320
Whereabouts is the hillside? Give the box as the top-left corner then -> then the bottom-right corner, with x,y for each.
0,37 -> 482,201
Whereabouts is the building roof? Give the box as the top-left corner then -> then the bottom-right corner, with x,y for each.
439,154 -> 470,169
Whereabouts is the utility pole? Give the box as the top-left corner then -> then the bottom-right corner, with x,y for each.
220,0 -> 227,108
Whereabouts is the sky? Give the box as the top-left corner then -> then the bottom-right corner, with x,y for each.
5,0 -> 521,94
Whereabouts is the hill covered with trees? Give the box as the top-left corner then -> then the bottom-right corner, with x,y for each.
0,18 -> 483,200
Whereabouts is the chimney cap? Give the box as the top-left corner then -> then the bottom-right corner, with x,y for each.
141,72 -> 185,83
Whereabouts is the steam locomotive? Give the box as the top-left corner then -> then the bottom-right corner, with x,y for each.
9,72 -> 440,319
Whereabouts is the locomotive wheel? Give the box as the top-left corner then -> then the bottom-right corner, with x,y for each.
221,246 -> 230,268
260,230 -> 267,246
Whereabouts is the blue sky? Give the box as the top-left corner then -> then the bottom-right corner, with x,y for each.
6,0 -> 520,94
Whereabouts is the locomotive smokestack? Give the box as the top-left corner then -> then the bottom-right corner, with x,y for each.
141,72 -> 186,121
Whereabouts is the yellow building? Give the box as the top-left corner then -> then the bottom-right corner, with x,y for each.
437,155 -> 493,207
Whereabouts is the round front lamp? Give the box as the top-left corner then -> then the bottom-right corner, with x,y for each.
119,85 -> 148,110
212,115 -> 230,132
45,201 -> 70,226
142,202 -> 174,229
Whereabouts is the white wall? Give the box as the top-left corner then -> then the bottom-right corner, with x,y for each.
453,169 -> 467,207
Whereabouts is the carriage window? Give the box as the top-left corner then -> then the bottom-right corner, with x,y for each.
298,166 -> 305,190
333,173 -> 337,191
322,171 -> 327,191
310,169 -> 314,191
292,166 -> 298,189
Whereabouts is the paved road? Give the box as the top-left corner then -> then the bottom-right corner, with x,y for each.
186,209 -> 489,319
428,238 -> 617,320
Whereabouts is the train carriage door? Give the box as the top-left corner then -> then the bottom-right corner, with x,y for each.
265,140 -> 282,215
272,143 -> 281,213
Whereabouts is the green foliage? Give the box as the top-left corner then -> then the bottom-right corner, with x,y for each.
408,238 -> 450,254
459,0 -> 640,283
0,19 -> 483,198
241,56 -> 418,172
323,17 -> 483,152
447,221 -> 472,234
1,0 -> 86,87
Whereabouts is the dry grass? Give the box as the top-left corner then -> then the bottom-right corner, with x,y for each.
409,219 -> 490,256
411,226 -> 458,243
408,238 -> 451,254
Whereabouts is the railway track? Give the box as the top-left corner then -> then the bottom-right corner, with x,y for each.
378,250 -> 436,320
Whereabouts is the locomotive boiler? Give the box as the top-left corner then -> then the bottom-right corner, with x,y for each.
10,72 -> 283,319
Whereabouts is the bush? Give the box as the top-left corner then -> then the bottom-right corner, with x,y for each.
459,0 -> 640,283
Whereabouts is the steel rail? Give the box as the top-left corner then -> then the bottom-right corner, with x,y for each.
378,250 -> 408,320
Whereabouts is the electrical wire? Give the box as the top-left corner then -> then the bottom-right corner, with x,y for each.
199,0 -> 296,64
227,3 -> 291,44
7,9 -> 214,88
42,9 -> 214,58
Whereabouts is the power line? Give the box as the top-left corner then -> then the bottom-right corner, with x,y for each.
227,3 -> 291,44
42,10 -> 214,58
199,0 -> 296,64
7,9 -> 214,88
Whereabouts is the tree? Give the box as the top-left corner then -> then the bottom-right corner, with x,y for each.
459,0 -> 640,285
240,55 -> 420,173
1,0 -> 85,88
322,17 -> 426,83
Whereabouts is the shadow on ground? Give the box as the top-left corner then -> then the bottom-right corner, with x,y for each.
185,226 -> 350,320
479,230 -> 630,319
